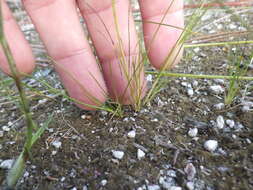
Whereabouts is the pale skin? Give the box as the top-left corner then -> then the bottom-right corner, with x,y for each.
0,0 -> 184,110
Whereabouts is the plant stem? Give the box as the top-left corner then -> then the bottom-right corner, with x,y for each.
146,71 -> 253,81
184,40 -> 253,48
0,3 -> 35,187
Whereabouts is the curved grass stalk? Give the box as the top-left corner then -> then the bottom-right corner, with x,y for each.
146,71 -> 253,81
184,40 -> 253,48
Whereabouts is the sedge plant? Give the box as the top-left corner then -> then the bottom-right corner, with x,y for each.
1,0 -> 253,186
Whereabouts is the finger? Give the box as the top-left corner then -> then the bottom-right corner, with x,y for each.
0,0 -> 35,76
78,0 -> 146,104
22,0 -> 107,110
139,0 -> 184,69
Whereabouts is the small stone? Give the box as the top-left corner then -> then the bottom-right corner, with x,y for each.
60,177 -> 66,182
209,85 -> 224,94
213,103 -> 225,110
23,171 -> 29,178
188,128 -> 198,137
112,150 -> 124,160
70,187 -> 77,190
229,23 -> 237,30
51,140 -> 62,149
187,88 -> 194,97
0,131 -> 3,137
101,111 -> 108,116
234,122 -> 244,131
216,115 -> 225,129
147,184 -> 160,190
214,79 -> 225,85
186,182 -> 194,190
242,105 -> 250,112
137,149 -> 145,160
226,120 -> 235,128
38,99 -> 47,104
127,130 -> 136,138
204,140 -> 218,152
193,47 -> 200,53
52,151 -> 57,156
167,170 -> 177,178
151,118 -> 158,122
168,186 -> 182,190
101,179 -> 107,186
146,74 -> 153,82
82,185 -> 88,190
184,163 -> 196,181
192,81 -> 199,87
0,159 -> 14,169
81,115 -> 86,119
2,126 -> 10,132
246,138 -> 252,144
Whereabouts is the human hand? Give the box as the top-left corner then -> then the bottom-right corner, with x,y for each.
0,0 -> 184,110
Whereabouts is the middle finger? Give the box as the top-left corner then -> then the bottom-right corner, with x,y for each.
78,0 -> 146,104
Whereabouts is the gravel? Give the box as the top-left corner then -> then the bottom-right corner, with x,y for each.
204,140 -> 218,152
0,159 -> 14,169
137,149 -> 146,160
112,150 -> 125,160
127,130 -> 136,138
216,115 -> 225,129
188,128 -> 198,137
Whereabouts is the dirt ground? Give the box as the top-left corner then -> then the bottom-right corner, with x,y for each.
0,1 -> 253,190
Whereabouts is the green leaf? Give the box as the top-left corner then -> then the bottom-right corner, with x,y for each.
7,152 -> 25,188
31,113 -> 54,146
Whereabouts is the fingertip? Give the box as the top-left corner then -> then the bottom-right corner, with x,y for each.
72,91 -> 107,111
150,45 -> 184,70
102,55 -> 147,105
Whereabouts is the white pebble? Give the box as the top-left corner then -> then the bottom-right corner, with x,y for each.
214,79 -> 225,85
127,130 -> 136,138
101,179 -> 107,186
226,120 -> 235,128
51,140 -> 62,149
204,140 -> 218,152
186,182 -> 194,190
112,150 -> 124,160
168,186 -> 182,190
246,138 -> 252,144
192,81 -> 199,87
187,88 -> 194,97
2,126 -> 10,132
81,115 -> 86,119
0,131 -> 3,137
216,115 -> 225,129
146,74 -> 153,82
147,184 -> 160,190
213,103 -> 225,110
209,85 -> 224,94
188,128 -> 198,137
0,159 -> 14,169
137,149 -> 145,160
184,163 -> 196,180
